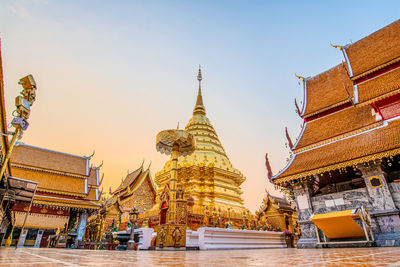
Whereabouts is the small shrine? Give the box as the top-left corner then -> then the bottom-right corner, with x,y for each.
256,191 -> 298,234
85,165 -> 156,243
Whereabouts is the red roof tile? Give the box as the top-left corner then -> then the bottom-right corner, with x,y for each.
303,63 -> 353,118
274,119 -> 400,182
295,105 -> 376,150
11,144 -> 87,176
358,67 -> 400,103
345,20 -> 400,78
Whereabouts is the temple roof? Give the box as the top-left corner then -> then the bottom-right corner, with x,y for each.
34,194 -> 101,210
11,143 -> 88,176
294,105 -> 377,151
302,63 -> 353,118
274,119 -> 400,183
271,196 -> 293,210
87,167 -> 99,186
274,21 -> 400,185
357,67 -> 400,104
112,166 -> 156,196
258,192 -> 295,214
345,19 -> 400,78
11,166 -> 87,197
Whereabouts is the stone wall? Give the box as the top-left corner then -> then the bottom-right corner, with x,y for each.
389,182 -> 400,209
311,188 -> 371,214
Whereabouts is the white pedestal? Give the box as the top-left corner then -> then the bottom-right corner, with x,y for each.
134,228 -> 154,250
197,227 -> 286,250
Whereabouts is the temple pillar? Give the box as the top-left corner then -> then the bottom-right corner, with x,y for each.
76,212 -> 88,245
358,161 -> 400,246
293,183 -> 318,248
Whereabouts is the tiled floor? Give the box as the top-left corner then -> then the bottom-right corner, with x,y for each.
0,247 -> 399,266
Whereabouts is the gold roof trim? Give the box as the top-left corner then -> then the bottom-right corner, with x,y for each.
34,199 -> 99,210
37,188 -> 87,198
351,56 -> 400,81
34,195 -> 101,210
274,147 -> 400,184
293,121 -> 383,154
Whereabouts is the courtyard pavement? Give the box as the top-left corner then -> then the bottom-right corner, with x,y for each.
0,247 -> 399,266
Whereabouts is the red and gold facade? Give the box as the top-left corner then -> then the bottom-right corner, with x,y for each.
86,166 -> 156,241
8,143 -> 102,247
272,20 -> 400,248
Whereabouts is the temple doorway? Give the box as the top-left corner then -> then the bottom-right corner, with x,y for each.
160,201 -> 168,225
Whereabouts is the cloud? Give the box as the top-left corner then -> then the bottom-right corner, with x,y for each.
6,0 -> 48,19
7,1 -> 31,18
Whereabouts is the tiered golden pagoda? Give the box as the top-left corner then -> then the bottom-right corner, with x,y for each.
143,67 -> 248,230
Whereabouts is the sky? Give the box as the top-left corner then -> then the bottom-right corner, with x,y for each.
0,0 -> 399,212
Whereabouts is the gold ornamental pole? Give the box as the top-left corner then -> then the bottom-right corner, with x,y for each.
155,129 -> 195,249
167,144 -> 179,223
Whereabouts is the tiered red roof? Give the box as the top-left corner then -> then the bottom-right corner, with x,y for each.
294,104 -> 378,151
277,119 -> 400,182
10,143 -> 101,210
273,20 -> 400,184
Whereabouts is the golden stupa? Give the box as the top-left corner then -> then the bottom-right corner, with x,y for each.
143,67 -> 248,229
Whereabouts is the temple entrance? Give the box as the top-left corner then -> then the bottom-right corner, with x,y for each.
160,201 -> 168,225
40,229 -> 55,248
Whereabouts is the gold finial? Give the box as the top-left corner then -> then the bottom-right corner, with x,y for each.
294,74 -> 305,82
99,173 -> 104,185
330,43 -> 343,50
97,160 -> 104,169
294,98 -> 301,115
86,150 -> 95,159
193,65 -> 206,116
197,65 -> 202,82
285,127 -> 294,149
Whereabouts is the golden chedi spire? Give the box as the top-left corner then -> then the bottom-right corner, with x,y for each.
152,67 -> 247,227
193,65 -> 206,116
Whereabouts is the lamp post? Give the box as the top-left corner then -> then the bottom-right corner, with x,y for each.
0,75 -> 36,183
126,207 -> 139,250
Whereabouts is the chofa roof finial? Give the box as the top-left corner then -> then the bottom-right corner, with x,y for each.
330,42 -> 343,51
86,150 -> 95,159
294,73 -> 305,82
285,127 -> 294,149
265,153 -> 273,182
